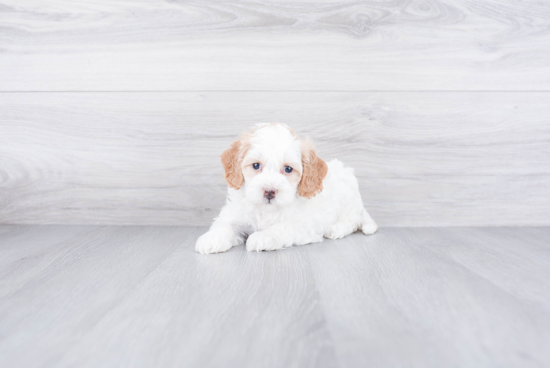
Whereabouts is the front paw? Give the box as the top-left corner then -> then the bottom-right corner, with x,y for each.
195,230 -> 234,254
246,231 -> 283,252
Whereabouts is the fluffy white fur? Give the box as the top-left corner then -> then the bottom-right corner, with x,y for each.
195,124 -> 378,254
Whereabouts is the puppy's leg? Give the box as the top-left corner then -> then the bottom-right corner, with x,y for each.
195,222 -> 244,254
324,221 -> 357,240
246,223 -> 323,252
246,230 -> 284,252
360,208 -> 378,235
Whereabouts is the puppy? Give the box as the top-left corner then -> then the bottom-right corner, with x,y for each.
195,123 -> 378,254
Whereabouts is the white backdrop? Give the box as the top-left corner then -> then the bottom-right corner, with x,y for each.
1,0 -> 549,226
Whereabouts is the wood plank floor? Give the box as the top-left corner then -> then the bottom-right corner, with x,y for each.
0,226 -> 549,368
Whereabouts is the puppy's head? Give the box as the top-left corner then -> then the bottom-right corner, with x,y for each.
221,124 -> 328,207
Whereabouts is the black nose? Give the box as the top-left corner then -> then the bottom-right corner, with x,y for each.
264,190 -> 276,200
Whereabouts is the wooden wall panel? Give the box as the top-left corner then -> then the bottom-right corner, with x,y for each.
1,92 -> 548,226
2,1 -> 548,226
1,0 -> 549,91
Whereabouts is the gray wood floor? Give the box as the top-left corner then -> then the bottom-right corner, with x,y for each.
0,226 -> 549,368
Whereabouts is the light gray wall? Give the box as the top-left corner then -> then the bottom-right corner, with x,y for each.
1,1 -> 549,226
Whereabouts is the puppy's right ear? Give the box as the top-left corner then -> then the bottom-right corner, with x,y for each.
221,139 -> 245,190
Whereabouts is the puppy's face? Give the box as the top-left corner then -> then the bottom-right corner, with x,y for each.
221,124 -> 328,207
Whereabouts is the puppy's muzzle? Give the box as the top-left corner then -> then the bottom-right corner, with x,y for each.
264,189 -> 277,201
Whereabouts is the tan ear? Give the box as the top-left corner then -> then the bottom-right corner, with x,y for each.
298,138 -> 328,199
221,139 -> 245,189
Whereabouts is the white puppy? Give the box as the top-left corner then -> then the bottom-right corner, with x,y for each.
195,123 -> 378,254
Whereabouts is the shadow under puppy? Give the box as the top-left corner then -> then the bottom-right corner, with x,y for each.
196,123 -> 378,254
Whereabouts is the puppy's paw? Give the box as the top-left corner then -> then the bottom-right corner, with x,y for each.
324,223 -> 353,240
246,231 -> 283,252
362,221 -> 378,235
195,230 -> 234,254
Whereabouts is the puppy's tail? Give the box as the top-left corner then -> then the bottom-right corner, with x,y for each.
360,208 -> 378,235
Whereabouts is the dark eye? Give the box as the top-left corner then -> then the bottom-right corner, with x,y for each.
252,163 -> 261,170
284,166 -> 293,173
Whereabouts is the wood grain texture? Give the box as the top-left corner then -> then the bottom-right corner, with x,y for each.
0,225 -> 549,367
1,92 -> 549,226
307,227 -> 550,368
1,0 -> 550,91
0,225 -> 337,368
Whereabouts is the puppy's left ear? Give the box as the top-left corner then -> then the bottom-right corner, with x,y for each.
221,139 -> 245,190
298,138 -> 328,199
